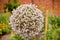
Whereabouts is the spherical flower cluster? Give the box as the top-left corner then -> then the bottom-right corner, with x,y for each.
10,4 -> 44,38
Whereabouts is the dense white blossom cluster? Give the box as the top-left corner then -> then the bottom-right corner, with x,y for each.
10,4 -> 44,38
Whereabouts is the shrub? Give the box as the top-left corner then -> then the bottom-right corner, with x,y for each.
7,3 -> 14,12
47,14 -> 60,40
0,13 -> 11,35
7,0 -> 20,12
41,14 -> 60,40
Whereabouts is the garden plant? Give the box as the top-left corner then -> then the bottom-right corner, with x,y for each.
10,4 -> 44,40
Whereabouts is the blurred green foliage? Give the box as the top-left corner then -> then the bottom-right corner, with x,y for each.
0,13 -> 11,35
47,14 -> 60,40
7,0 -> 20,12
9,34 -> 24,40
41,14 -> 60,40
7,3 -> 19,12
40,6 -> 60,40
0,13 -> 11,24
7,3 -> 14,12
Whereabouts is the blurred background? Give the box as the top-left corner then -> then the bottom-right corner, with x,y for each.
0,0 -> 60,40
0,0 -> 60,14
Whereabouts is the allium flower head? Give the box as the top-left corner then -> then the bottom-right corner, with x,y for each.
10,4 -> 44,38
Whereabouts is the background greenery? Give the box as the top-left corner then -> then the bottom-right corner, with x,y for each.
7,0 -> 20,12
41,14 -> 60,40
0,13 -> 11,35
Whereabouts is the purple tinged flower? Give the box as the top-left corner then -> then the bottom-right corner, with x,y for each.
10,4 -> 44,39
